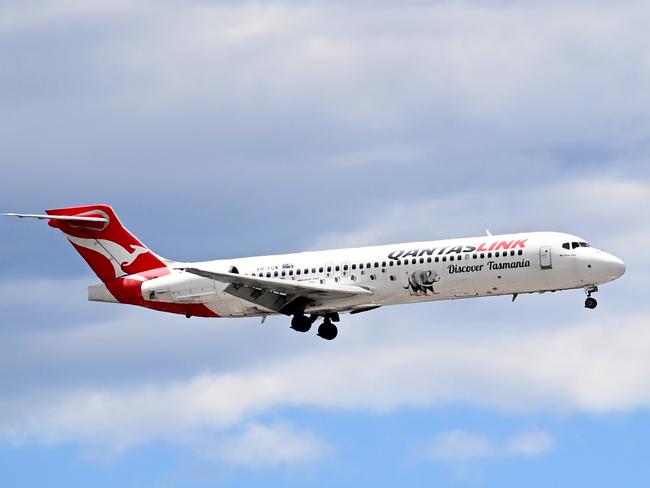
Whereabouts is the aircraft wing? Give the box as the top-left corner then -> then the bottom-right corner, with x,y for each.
181,267 -> 372,315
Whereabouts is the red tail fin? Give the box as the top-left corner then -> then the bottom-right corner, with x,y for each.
46,204 -> 168,283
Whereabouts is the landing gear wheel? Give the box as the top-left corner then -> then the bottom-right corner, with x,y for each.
585,297 -> 598,309
317,320 -> 338,340
290,314 -> 313,333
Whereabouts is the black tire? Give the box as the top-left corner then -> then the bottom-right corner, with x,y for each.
317,321 -> 338,340
585,297 -> 598,309
290,315 -> 312,333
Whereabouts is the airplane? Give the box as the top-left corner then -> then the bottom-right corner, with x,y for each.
3,204 -> 626,340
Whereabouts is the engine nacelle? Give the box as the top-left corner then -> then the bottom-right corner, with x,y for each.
141,271 -> 220,304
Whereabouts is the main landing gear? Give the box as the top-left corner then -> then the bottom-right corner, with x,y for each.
291,312 -> 339,340
290,313 -> 317,332
584,285 -> 598,309
317,315 -> 339,341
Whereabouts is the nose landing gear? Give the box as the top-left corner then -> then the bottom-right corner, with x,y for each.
584,285 -> 598,309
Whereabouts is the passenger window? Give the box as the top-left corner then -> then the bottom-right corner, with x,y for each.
352,264 -> 357,270
473,254 -> 477,259
266,272 -> 271,277
487,252 -> 492,258
382,261 -> 387,267
517,250 -> 523,256
450,255 -> 454,261
343,264 -> 348,271
274,271 -> 278,277
411,259 -> 416,264
396,260 -> 401,266
510,250 -> 515,256
312,268 -> 316,273
435,257 -> 439,263
442,256 -> 447,262
367,263 -> 371,268
296,269 -> 301,275
419,257 -> 424,264
281,271 -> 286,277
374,262 -> 379,268
389,261 -> 394,266
360,263 -> 364,269
319,267 -> 324,273
562,242 -> 570,250
427,257 -> 431,263
495,251 -> 500,257
289,270 -> 293,276
335,265 -> 340,271
327,266 -> 332,272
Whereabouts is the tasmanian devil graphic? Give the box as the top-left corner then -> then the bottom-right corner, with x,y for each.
405,270 -> 440,295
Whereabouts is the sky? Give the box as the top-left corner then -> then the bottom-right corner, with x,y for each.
1,0 -> 650,486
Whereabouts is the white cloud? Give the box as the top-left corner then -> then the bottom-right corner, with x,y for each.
4,1 -> 650,142
113,1 -> 650,145
310,175 -> 650,252
426,430 -> 495,462
504,430 -> 554,457
2,312 -> 650,454
2,0 -> 649,224
425,429 -> 553,475
211,423 -> 327,469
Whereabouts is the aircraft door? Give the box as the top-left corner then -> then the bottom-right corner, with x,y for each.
540,245 -> 552,269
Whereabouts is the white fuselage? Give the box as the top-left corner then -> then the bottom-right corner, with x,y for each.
137,231 -> 626,318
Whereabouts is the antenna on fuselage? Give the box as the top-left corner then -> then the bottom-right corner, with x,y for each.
485,229 -> 492,236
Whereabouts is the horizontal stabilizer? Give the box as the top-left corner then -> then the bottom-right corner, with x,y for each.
5,205 -> 169,283
2,212 -> 108,223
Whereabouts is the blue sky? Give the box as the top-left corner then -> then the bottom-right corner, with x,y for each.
1,0 -> 650,486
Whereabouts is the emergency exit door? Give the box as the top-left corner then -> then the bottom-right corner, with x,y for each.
540,246 -> 552,269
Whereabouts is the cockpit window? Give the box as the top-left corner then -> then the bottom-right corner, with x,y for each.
563,241 -> 589,250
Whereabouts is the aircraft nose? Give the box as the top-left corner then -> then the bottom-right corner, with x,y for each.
606,254 -> 626,280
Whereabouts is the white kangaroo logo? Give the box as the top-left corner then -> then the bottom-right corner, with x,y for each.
65,234 -> 149,278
